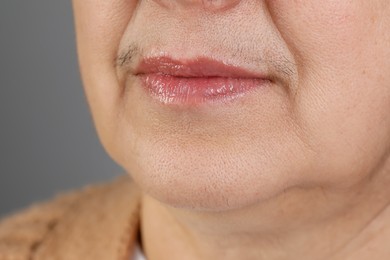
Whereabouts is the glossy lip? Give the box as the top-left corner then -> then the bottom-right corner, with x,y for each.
134,56 -> 271,106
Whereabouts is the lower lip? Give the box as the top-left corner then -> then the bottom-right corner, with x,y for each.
139,74 -> 269,105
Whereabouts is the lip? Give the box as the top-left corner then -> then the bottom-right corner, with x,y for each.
135,56 -> 271,105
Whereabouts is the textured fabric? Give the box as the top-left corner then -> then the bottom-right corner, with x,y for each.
0,175 -> 141,260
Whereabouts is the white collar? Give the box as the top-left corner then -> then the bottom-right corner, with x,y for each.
132,242 -> 147,260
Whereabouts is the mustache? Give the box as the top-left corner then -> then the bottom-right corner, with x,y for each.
116,44 -> 141,68
115,42 -> 296,83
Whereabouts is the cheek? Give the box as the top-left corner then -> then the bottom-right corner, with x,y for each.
73,0 -> 137,73
269,1 -> 390,186
269,1 -> 372,69
73,0 -> 138,158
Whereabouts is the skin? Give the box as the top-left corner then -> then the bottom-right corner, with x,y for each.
72,1 -> 390,259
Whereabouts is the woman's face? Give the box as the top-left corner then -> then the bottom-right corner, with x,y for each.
73,1 -> 390,210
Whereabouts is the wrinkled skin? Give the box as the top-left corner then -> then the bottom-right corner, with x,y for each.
73,1 -> 390,259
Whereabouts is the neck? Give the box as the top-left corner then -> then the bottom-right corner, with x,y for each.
140,177 -> 390,260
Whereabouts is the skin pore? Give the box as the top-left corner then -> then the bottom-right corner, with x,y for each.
72,1 -> 390,259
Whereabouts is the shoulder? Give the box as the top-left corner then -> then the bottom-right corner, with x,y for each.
0,175 -> 141,260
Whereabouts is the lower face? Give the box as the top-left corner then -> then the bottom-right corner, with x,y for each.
73,1 -> 390,211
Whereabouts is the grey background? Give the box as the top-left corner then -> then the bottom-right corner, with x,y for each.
0,1 -> 123,217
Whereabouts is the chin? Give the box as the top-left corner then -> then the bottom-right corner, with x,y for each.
118,130 -> 314,212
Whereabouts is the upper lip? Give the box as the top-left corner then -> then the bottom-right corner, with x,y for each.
134,56 -> 267,79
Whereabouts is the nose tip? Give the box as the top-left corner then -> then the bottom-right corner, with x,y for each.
155,0 -> 242,12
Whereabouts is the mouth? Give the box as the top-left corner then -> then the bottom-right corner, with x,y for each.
134,56 -> 272,106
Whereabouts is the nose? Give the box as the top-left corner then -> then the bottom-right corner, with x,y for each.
154,0 -> 242,12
